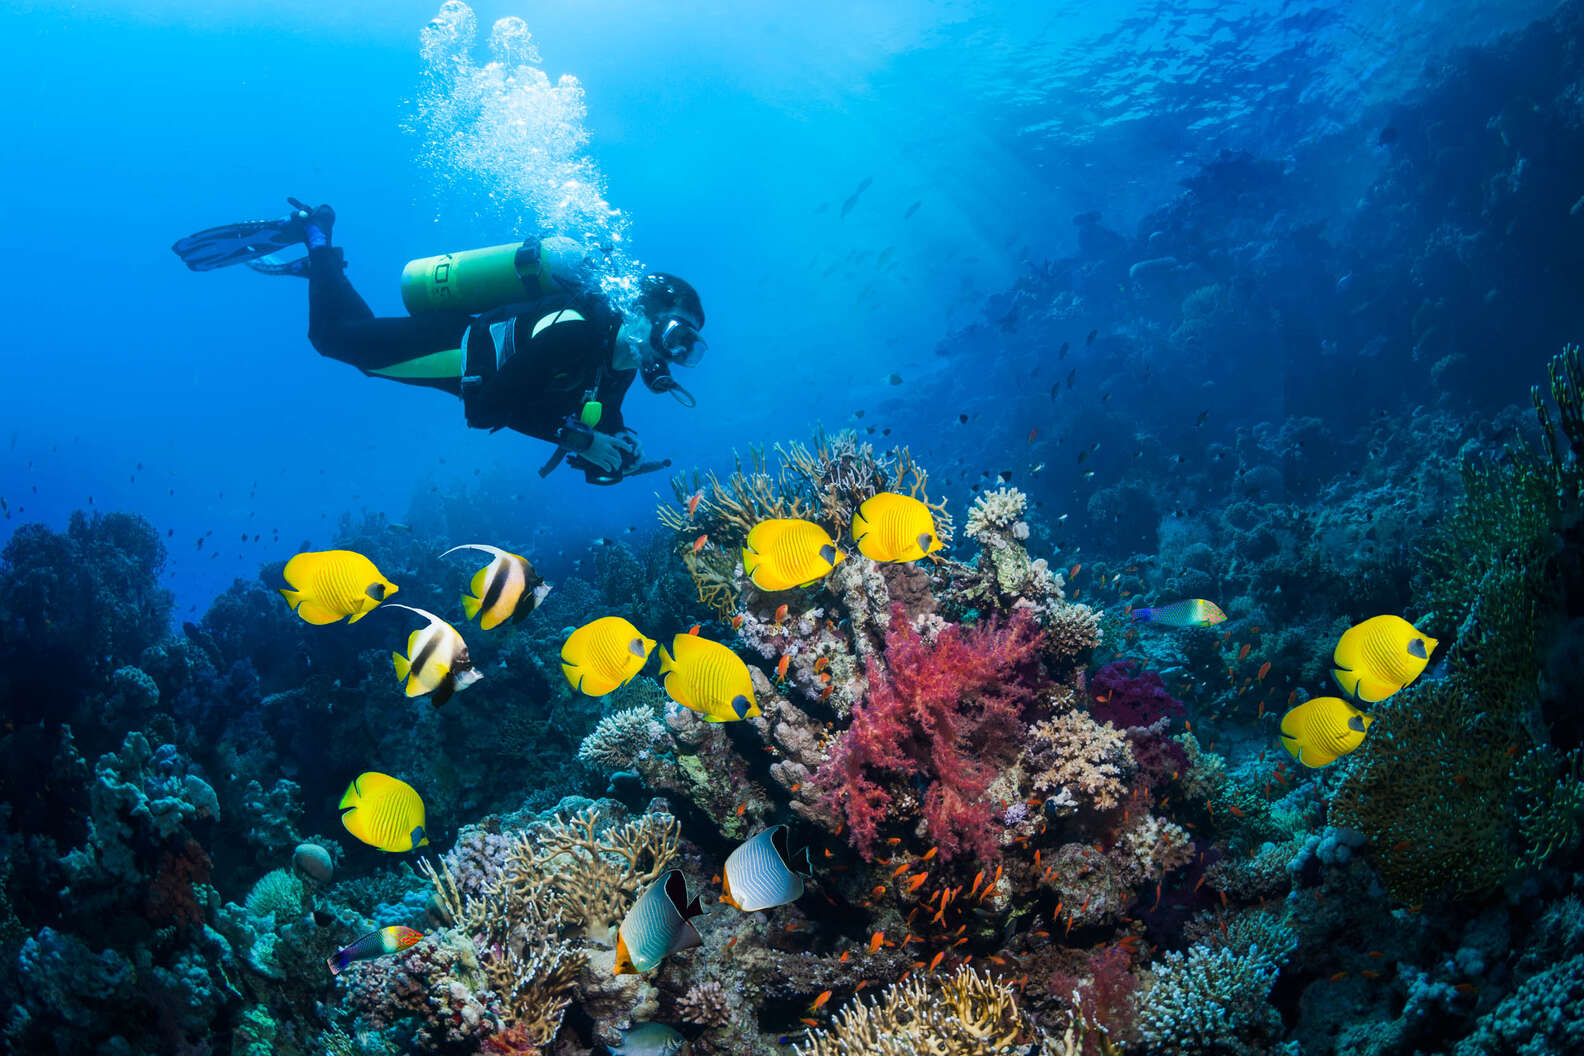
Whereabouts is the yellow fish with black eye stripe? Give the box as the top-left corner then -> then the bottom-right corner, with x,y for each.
278,549 -> 397,625
561,616 -> 654,696
339,771 -> 428,852
1280,695 -> 1373,768
851,492 -> 945,563
385,604 -> 482,708
742,518 -> 844,592
658,633 -> 760,722
443,544 -> 551,631
1332,615 -> 1438,704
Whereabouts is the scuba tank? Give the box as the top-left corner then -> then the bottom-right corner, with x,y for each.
400,236 -> 590,316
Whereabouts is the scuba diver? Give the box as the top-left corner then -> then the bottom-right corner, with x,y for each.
173,198 -> 705,484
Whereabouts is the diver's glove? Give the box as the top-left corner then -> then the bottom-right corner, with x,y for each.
547,419 -> 644,485
581,430 -> 639,474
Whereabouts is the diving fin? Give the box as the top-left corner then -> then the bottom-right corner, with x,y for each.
245,252 -> 312,278
171,197 -> 330,272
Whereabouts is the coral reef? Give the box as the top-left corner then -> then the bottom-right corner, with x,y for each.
794,965 -> 1026,1056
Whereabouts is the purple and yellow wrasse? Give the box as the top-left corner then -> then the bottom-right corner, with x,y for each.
326,925 -> 423,975
1131,598 -> 1227,627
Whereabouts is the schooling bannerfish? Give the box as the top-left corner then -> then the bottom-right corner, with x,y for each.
278,549 -> 397,625
1332,615 -> 1438,703
615,870 -> 704,974
851,493 -> 945,563
385,604 -> 482,708
722,825 -> 811,912
1280,695 -> 1373,768
339,772 -> 428,853
561,616 -> 655,696
443,543 -> 550,631
659,634 -> 760,723
742,518 -> 845,592
326,925 -> 424,975
1131,599 -> 1227,627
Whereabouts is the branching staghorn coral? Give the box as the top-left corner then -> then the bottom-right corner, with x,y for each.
793,965 -> 1027,1056
519,808 -> 681,942
1136,943 -> 1282,1056
656,429 -> 952,615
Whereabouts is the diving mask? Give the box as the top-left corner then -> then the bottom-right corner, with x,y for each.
653,315 -> 707,367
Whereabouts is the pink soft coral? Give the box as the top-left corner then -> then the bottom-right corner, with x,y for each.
814,607 -> 1044,860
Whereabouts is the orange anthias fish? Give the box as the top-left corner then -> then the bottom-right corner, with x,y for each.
732,614 -> 744,630
688,624 -> 701,636
928,951 -> 945,971
1257,661 -> 1272,681
1237,643 -> 1251,661
692,534 -> 709,553
776,654 -> 790,680
810,990 -> 832,1011
869,931 -> 885,953
813,656 -> 830,674
688,491 -> 703,517
773,603 -> 789,624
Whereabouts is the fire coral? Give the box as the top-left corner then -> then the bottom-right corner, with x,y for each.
815,607 -> 1044,861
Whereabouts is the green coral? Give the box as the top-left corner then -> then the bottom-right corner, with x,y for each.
1513,746 -> 1584,868
245,868 -> 307,922
1334,348 -> 1584,904
233,1004 -> 277,1056
1330,560 -> 1538,902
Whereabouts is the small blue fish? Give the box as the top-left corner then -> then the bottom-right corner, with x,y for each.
326,925 -> 423,974
1131,599 -> 1227,628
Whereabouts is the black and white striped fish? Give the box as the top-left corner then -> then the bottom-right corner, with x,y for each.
443,544 -> 551,631
385,604 -> 482,708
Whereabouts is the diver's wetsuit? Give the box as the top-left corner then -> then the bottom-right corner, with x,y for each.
305,246 -> 636,444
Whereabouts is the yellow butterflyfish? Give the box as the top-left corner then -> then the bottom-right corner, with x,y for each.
657,633 -> 760,722
742,519 -> 844,592
851,493 -> 945,563
561,616 -> 654,696
1279,695 -> 1373,768
278,549 -> 397,625
339,772 -> 428,852
1332,615 -> 1438,703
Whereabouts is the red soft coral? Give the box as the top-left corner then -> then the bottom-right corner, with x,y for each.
815,607 -> 1043,861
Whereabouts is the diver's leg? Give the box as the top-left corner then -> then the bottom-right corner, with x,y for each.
306,247 -> 469,394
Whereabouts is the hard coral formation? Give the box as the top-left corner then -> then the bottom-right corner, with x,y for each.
1137,943 -> 1283,1056
794,965 -> 1026,1056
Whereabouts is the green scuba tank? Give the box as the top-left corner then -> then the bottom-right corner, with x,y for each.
401,237 -> 588,315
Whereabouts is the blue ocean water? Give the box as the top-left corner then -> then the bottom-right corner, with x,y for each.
3,0 -> 1583,1053
1,0 -> 1554,614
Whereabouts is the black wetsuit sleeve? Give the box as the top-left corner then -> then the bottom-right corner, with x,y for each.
596,369 -> 638,433
306,247 -> 471,394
